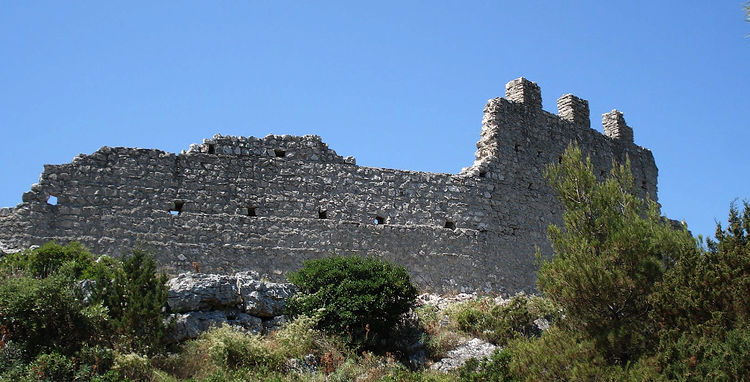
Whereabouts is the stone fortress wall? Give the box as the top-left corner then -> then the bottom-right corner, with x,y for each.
0,78 -> 657,293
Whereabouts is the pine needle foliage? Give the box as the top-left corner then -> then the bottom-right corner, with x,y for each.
650,202 -> 750,379
537,143 -> 696,364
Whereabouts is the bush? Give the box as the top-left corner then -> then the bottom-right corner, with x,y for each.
74,345 -> 115,380
655,326 -> 750,381
458,348 -> 516,382
508,327 -> 616,381
0,274 -> 107,360
110,352 -> 152,381
0,241 -> 96,279
25,352 -> 75,382
450,294 -> 558,346
286,255 -> 418,350
203,325 -> 282,371
649,202 -> 750,380
272,314 -> 321,358
96,249 -> 170,355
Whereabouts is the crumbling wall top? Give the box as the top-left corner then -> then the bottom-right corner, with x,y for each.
185,134 -> 355,164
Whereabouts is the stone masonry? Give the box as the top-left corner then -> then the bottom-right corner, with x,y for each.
0,78 -> 657,293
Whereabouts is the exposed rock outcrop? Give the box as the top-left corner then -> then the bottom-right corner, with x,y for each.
429,338 -> 498,372
166,272 -> 296,342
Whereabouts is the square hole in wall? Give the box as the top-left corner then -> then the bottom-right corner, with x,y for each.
208,144 -> 215,154
479,170 -> 487,178
47,195 -> 58,206
444,220 -> 456,230
247,206 -> 257,217
170,200 -> 184,215
318,210 -> 327,219
514,143 -> 520,152
374,215 -> 385,225
274,149 -> 286,158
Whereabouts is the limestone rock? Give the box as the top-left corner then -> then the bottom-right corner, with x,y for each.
237,275 -> 296,318
78,279 -> 96,305
0,240 -> 20,256
430,338 -> 497,372
167,273 -> 242,313
262,315 -> 288,334
169,311 -> 227,342
169,310 -> 263,342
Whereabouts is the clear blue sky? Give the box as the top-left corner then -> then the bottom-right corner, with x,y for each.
1,2 -> 748,241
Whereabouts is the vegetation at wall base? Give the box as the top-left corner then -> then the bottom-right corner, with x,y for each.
0,242 -> 171,380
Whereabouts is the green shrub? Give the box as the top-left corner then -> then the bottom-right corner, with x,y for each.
654,326 -> 750,381
286,255 -> 418,350
26,352 -> 75,382
96,249 -> 170,355
424,329 -> 468,361
111,352 -> 152,381
203,325 -> 282,371
272,314 -> 321,358
0,274 -> 107,360
649,202 -> 750,379
377,369 -> 456,382
508,327 -> 614,381
449,294 -> 558,346
75,344 -> 116,379
458,348 -> 517,382
0,241 -> 96,279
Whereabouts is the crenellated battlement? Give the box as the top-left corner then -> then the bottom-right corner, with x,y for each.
467,78 -> 654,203
602,110 -> 634,143
498,78 -> 637,145
557,94 -> 590,130
505,77 -> 542,110
0,77 -> 659,293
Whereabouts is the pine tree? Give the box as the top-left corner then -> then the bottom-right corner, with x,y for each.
537,143 -> 696,364
104,249 -> 169,355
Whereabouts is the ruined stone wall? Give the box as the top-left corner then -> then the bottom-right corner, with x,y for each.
0,78 -> 657,294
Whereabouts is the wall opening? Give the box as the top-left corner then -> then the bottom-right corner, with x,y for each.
274,149 -> 286,158
479,170 -> 487,178
208,144 -> 215,154
641,180 -> 647,190
47,195 -> 58,206
374,215 -> 385,225
318,210 -> 327,219
600,170 -> 606,177
558,156 -> 563,164
444,220 -> 456,230
170,200 -> 184,216
247,206 -> 257,217
536,149 -> 542,157
514,143 -> 520,152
